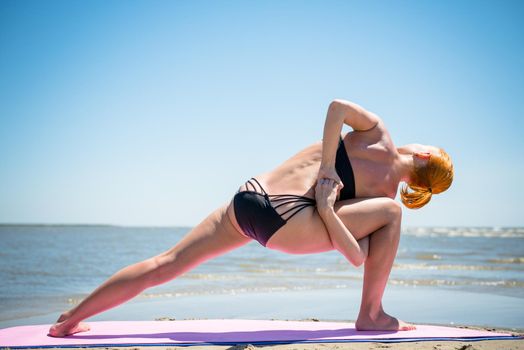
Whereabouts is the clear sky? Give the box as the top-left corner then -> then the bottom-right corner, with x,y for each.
1,0 -> 523,227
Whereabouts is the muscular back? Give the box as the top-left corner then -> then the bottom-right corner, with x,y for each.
255,120 -> 400,200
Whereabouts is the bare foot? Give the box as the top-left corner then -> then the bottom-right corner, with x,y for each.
48,313 -> 91,337
356,310 -> 416,331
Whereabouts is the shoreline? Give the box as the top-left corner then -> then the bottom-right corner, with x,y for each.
2,286 -> 523,331
3,287 -> 523,350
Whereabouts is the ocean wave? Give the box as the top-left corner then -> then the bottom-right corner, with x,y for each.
393,263 -> 515,271
402,227 -> 524,238
181,273 -> 245,280
415,254 -> 442,260
65,278 -> 524,304
138,285 -> 318,299
487,257 -> 524,264
389,278 -> 524,288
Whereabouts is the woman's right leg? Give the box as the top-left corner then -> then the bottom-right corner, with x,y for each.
49,204 -> 252,337
267,197 -> 413,331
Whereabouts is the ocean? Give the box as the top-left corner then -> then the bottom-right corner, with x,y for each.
0,225 -> 523,329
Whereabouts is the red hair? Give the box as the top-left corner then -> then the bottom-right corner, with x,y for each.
401,148 -> 454,209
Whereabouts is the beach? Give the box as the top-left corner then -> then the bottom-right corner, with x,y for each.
3,0 -> 524,348
1,225 -> 523,349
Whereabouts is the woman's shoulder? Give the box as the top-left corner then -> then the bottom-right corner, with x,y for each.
345,127 -> 396,160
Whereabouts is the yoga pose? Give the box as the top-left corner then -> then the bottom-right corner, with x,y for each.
49,99 -> 453,337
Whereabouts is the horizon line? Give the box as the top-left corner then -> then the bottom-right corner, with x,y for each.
0,223 -> 521,229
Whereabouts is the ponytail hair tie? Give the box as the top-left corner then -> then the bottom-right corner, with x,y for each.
428,187 -> 433,193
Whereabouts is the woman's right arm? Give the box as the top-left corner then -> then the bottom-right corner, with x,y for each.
319,99 -> 381,183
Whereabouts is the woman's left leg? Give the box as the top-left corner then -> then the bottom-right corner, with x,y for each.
49,204 -> 251,337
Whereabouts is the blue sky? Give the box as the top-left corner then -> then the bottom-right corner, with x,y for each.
1,0 -> 523,227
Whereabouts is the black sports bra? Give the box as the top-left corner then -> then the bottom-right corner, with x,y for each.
335,136 -> 356,200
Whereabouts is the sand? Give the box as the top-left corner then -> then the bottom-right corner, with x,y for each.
18,339 -> 524,350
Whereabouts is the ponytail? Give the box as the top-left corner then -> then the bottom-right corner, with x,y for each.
401,184 -> 432,209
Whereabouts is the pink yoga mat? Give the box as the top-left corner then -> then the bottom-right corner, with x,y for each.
0,320 -> 517,348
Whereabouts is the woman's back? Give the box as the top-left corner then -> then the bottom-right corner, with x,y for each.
256,121 -> 399,200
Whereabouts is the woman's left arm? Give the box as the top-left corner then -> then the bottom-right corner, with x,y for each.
319,99 -> 381,184
315,178 -> 369,267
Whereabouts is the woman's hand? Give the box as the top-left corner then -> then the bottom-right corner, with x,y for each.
317,166 -> 344,190
315,178 -> 341,217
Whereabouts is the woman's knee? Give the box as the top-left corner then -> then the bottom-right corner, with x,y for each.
379,199 -> 402,241
362,197 -> 401,225
382,198 -> 402,222
146,225 -> 247,287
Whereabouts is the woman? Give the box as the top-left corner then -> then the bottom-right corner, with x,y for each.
49,99 -> 453,337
